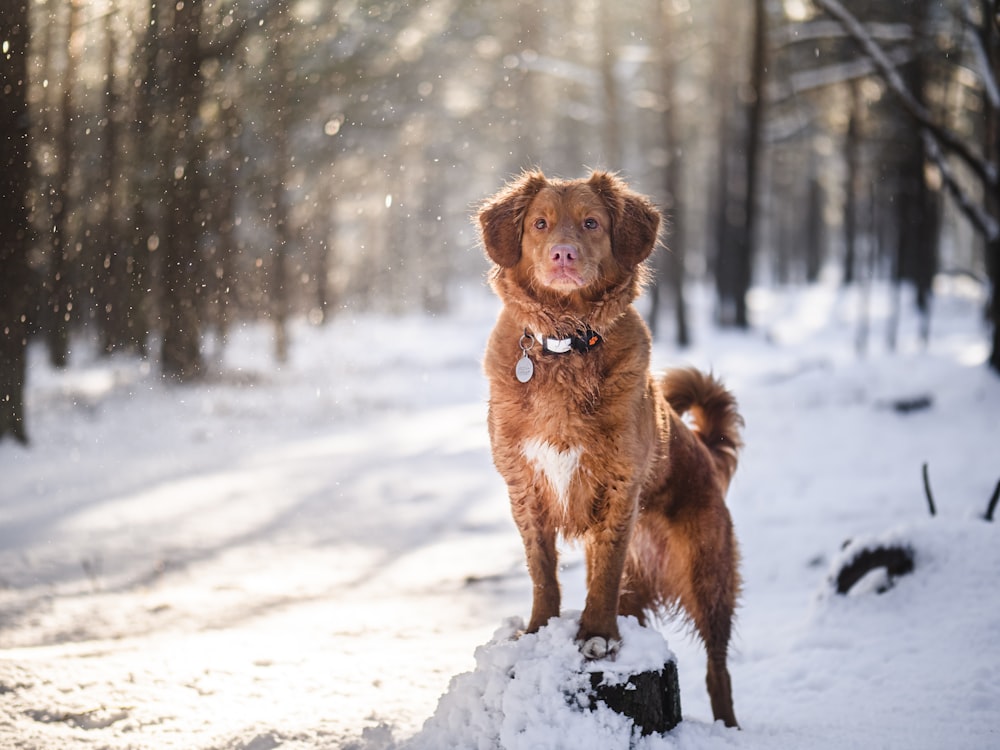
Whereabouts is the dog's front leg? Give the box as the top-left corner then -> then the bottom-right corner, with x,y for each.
577,489 -> 638,659
510,490 -> 561,633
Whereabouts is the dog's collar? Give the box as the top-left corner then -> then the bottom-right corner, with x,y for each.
515,327 -> 602,382
534,329 -> 603,355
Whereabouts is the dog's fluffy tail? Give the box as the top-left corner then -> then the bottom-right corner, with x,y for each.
661,368 -> 744,487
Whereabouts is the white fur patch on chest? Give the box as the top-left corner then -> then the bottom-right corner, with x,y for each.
522,438 -> 583,511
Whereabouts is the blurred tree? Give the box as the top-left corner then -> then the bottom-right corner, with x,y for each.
708,0 -> 768,328
805,171 -> 825,283
159,0 -> 206,380
202,108 -> 242,344
708,0 -> 744,326
96,1 -> 134,355
1,0 -> 33,443
510,0 -> 547,168
266,3 -> 293,363
709,0 -> 764,328
843,81 -> 863,286
735,0 -> 767,328
9,0 -> 1000,439
598,0 -> 624,167
156,0 -> 273,377
121,0 -> 158,357
44,0 -> 82,368
648,0 -> 689,347
884,0 -> 941,350
812,0 -> 1000,371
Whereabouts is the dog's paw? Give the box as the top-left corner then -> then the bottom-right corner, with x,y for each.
493,616 -> 526,642
579,635 -> 621,660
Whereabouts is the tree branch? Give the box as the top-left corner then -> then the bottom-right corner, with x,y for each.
771,20 -> 913,49
922,462 -> 937,517
985,477 -> 1000,521
812,0 -> 997,193
961,0 -> 1000,110
770,46 -> 914,102
923,130 -> 1000,241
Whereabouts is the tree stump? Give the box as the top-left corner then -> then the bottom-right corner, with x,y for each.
588,661 -> 682,735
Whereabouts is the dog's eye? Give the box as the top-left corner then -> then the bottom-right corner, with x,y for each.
583,217 -> 600,230
533,218 -> 548,230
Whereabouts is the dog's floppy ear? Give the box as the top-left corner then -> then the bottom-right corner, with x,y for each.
588,171 -> 660,268
478,170 -> 549,268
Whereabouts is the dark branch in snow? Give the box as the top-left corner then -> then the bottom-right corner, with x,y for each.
922,462 -> 937,518
985,478 -> 1000,522
813,0 -> 997,195
835,545 -> 915,595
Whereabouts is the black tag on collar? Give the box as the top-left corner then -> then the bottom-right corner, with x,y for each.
570,329 -> 602,353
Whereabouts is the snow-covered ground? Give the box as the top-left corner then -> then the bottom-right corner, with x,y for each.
1,276 -> 998,749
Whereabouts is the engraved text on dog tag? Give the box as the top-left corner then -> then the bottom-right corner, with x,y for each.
516,353 -> 534,383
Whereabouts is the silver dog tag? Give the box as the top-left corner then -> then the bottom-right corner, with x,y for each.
515,353 -> 534,383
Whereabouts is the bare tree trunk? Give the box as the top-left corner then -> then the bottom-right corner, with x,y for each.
268,7 -> 293,364
712,117 -> 740,325
160,0 -> 205,380
843,81 -> 862,285
985,14 -> 1000,373
0,0 -> 32,443
598,0 -> 623,168
711,0 -> 764,328
653,0 -> 689,347
315,204 -> 334,324
122,0 -> 159,358
989,238 -> 1000,372
211,138 -> 240,344
893,4 -> 938,348
734,0 -> 767,328
510,0 -> 545,169
98,3 -> 130,355
311,175 -> 338,325
46,0 -> 83,368
856,181 -> 878,357
709,2 -> 741,326
805,172 -> 824,282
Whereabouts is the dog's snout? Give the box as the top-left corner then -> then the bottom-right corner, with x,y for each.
550,244 -> 578,265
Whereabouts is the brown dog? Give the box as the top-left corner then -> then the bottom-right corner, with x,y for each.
479,170 -> 743,728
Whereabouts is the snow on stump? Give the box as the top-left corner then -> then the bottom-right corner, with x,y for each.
833,538 -> 915,595
407,614 -> 681,749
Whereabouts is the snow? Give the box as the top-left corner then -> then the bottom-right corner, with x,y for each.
408,614 -> 676,750
1,276 -> 999,749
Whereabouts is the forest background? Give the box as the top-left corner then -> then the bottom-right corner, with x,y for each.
3,0 -> 1000,444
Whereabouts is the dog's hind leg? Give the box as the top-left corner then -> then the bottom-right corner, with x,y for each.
706,646 -> 737,729
677,572 -> 739,727
695,590 -> 739,728
618,526 -> 662,625
658,508 -> 740,728
688,539 -> 740,728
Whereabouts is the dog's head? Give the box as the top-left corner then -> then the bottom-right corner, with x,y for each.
478,170 -> 661,301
